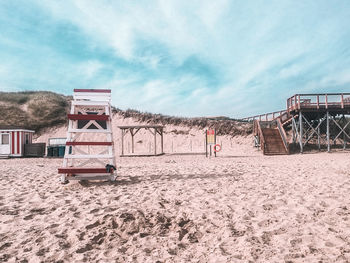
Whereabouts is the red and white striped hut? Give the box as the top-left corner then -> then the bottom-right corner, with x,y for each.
0,126 -> 34,157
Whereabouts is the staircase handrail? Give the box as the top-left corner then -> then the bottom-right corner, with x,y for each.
277,117 -> 289,153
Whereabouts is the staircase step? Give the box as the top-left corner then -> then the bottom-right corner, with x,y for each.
261,127 -> 288,155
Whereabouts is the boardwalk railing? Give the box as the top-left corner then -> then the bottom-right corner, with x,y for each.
243,93 -> 350,121
242,110 -> 286,122
287,93 -> 350,112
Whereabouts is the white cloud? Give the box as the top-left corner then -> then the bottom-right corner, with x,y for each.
320,70 -> 350,86
78,60 -> 104,79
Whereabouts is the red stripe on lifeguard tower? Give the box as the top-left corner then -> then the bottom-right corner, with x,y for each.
11,132 -> 15,154
74,89 -> 111,93
17,132 -> 20,154
58,168 -> 112,174
21,131 -> 24,155
67,114 -> 109,121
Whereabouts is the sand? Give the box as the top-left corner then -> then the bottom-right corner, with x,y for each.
0,113 -> 349,262
1,149 -> 350,262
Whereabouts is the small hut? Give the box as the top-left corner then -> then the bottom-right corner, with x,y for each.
0,126 -> 35,157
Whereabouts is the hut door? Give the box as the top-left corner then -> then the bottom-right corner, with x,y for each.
0,133 -> 10,155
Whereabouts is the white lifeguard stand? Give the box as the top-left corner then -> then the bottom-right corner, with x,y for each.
58,89 -> 116,183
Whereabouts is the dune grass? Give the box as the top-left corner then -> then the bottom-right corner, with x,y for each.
0,91 -> 70,131
0,91 -> 252,136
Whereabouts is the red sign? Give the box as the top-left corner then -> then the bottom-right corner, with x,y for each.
207,129 -> 215,144
207,130 -> 215,135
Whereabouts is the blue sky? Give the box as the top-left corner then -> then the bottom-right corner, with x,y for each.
0,1 -> 350,118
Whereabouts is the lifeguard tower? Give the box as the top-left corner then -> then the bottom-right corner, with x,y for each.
58,89 -> 116,183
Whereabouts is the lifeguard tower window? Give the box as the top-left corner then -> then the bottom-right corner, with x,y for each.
77,112 -> 107,129
2,134 -> 9,144
25,134 -> 29,144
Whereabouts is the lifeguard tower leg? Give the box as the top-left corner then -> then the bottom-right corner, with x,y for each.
110,172 -> 116,182
60,174 -> 68,184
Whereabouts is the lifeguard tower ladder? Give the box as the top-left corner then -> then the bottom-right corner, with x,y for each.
58,89 -> 116,183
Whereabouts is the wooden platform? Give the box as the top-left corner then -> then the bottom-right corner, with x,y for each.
118,125 -> 164,156
287,93 -> 350,113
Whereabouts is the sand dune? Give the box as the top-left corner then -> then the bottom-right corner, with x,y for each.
34,112 -> 254,156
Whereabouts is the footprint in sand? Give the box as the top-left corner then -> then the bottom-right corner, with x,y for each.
23,214 -> 34,220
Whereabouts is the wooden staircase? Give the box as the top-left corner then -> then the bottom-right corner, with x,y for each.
254,118 -> 289,155
261,128 -> 288,155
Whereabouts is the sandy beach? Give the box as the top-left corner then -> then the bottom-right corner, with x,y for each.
1,149 -> 350,262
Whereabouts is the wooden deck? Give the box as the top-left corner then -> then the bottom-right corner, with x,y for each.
243,93 -> 350,122
287,93 -> 350,114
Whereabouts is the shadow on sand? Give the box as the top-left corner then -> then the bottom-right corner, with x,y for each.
77,172 -> 241,188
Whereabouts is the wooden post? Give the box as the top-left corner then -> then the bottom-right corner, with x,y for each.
121,129 -> 124,156
343,115 -> 346,150
325,94 -> 328,109
299,111 -> 303,153
214,129 -> 217,157
131,128 -> 134,153
205,130 -> 208,157
292,118 -> 295,144
317,115 -> 321,151
161,128 -> 164,154
327,111 -> 330,152
154,127 -> 157,155
293,96 -> 295,110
